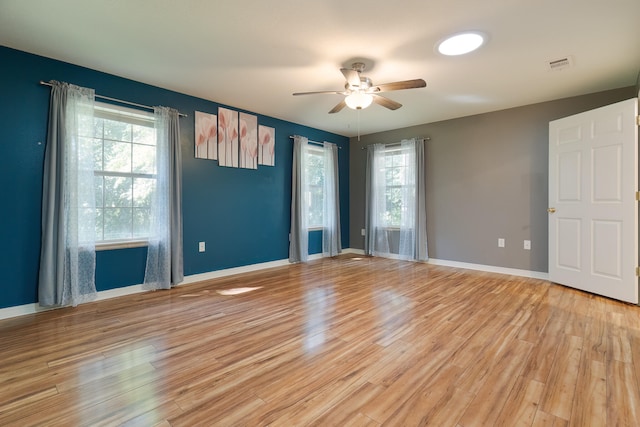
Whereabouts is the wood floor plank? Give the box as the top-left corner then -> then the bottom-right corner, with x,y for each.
531,409 -> 569,427
1,255 -> 639,426
0,365 -> 161,426
307,381 -> 386,426
360,333 -> 466,423
265,369 -> 371,425
117,401 -> 183,427
607,320 -> 633,363
516,288 -> 552,343
454,322 -> 522,395
495,378 -> 545,427
51,383 -> 178,427
374,363 -> 466,426
0,385 -> 59,415
540,334 -> 583,420
582,317 -> 608,364
170,387 -> 266,426
630,332 -> 640,404
570,359 -> 606,427
343,412 -> 382,426
364,341 -> 417,387
245,339 -> 383,425
519,305 -> 569,384
606,359 -> 640,427
458,338 -> 533,426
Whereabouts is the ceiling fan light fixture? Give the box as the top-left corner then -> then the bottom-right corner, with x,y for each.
345,92 -> 373,110
437,31 -> 486,56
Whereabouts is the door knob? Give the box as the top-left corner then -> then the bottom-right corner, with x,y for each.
547,207 -> 556,213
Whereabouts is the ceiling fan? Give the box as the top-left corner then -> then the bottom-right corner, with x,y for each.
293,62 -> 426,114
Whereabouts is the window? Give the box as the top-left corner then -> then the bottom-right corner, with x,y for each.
366,139 -> 425,261
92,103 -> 157,244
381,147 -> 413,227
305,145 -> 324,229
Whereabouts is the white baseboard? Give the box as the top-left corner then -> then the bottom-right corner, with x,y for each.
337,248 -> 548,280
0,303 -> 53,320
427,258 -> 549,280
342,248 -> 365,255
181,258 -> 292,285
0,249 -> 547,320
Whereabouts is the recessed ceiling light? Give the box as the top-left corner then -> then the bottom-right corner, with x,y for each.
437,31 -> 486,56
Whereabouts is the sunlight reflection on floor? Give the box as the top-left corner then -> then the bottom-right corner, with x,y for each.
216,287 -> 262,296
304,287 -> 335,353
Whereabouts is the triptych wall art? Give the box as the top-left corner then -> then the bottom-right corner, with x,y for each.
195,108 -> 275,168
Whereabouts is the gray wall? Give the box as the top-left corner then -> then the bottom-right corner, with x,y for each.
349,87 -> 636,272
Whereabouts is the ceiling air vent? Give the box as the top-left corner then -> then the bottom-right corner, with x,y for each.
547,56 -> 574,71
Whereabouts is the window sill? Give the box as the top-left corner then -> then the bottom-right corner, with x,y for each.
308,226 -> 323,231
96,239 -> 148,251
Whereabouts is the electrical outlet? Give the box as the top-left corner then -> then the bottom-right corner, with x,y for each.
498,238 -> 505,248
524,240 -> 531,250
361,228 -> 366,236
198,241 -> 205,252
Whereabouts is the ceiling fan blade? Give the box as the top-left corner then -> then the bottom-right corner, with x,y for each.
293,90 -> 346,96
372,94 -> 402,110
372,79 -> 426,93
328,100 -> 347,114
340,68 -> 361,87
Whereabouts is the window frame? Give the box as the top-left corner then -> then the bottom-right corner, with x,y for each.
92,102 -> 157,250
380,146 -> 413,230
304,144 -> 325,231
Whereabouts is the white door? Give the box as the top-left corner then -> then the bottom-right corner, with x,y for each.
548,98 -> 638,304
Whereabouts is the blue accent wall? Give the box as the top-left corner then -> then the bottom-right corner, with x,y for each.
0,46 -> 349,309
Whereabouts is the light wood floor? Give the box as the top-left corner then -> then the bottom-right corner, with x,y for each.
1,255 -> 639,426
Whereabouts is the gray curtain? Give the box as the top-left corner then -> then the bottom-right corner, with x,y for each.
322,142 -> 342,257
364,145 -> 376,256
168,109 -> 185,286
143,107 -> 184,290
289,135 -> 308,262
39,81 -> 97,307
414,138 -> 428,261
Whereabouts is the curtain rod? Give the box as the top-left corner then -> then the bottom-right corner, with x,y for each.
289,135 -> 342,149
360,137 -> 430,150
39,81 -> 188,117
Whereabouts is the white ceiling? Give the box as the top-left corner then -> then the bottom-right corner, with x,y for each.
1,0 -> 639,137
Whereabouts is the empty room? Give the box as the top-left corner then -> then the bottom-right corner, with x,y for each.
1,0 -> 639,425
